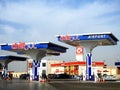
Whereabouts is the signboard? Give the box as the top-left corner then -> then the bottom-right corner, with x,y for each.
86,53 -> 92,80
59,35 -> 79,41
58,34 -> 110,41
76,46 -> 84,61
11,42 -> 37,50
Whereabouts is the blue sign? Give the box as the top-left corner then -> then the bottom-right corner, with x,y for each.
58,34 -> 110,41
57,33 -> 118,45
1,42 -> 67,53
32,60 -> 40,81
86,53 -> 92,80
115,62 -> 120,66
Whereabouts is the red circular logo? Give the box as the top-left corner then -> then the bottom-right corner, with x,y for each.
76,47 -> 83,54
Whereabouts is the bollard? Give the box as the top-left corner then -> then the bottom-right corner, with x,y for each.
102,79 -> 105,83
28,78 -> 30,83
44,79 -> 46,83
39,78 -> 43,83
98,78 -> 100,83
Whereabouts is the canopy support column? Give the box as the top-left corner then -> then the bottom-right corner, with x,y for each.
79,42 -> 98,81
26,50 -> 47,81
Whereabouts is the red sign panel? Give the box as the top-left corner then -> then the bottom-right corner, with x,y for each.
60,35 -> 71,41
11,42 -> 36,50
76,47 -> 83,54
12,42 -> 26,49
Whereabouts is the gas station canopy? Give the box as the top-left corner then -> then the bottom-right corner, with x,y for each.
0,41 -> 68,81
0,55 -> 27,66
56,32 -> 119,81
1,42 -> 67,54
0,42 -> 68,60
56,32 -> 119,46
0,55 -> 27,61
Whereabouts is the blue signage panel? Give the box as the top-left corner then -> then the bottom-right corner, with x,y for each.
1,42 -> 48,50
115,62 -> 120,66
57,33 -> 118,45
32,60 -> 40,81
86,53 -> 92,80
0,56 -> 8,60
58,34 -> 110,41
1,42 -> 67,53
0,55 -> 26,61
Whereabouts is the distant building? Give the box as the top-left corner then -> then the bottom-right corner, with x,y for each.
51,61 -> 105,76
27,59 -> 64,76
3,59 -> 119,79
115,62 -> 120,75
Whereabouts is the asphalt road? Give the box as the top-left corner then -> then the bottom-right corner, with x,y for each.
49,79 -> 120,90
0,79 -> 120,90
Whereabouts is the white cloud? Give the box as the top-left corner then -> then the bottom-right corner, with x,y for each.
1,25 -> 15,34
1,1 -> 119,32
0,0 -> 120,65
0,1 -> 119,38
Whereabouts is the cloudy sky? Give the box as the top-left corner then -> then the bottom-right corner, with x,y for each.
0,0 -> 120,69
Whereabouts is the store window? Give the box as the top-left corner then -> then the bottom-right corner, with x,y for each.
42,63 -> 46,67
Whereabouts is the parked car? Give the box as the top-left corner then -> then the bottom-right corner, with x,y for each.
54,74 -> 70,79
103,75 -> 117,81
19,74 -> 30,80
48,73 -> 70,79
48,74 -> 56,79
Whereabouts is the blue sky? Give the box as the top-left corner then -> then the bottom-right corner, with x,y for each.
0,0 -> 120,67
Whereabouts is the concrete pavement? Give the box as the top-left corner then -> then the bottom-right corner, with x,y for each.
0,79 -> 120,90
